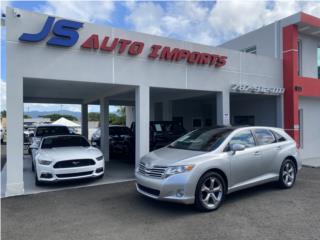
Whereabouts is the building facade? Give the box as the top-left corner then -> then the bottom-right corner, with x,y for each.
4,8 -> 319,196
221,12 -> 320,161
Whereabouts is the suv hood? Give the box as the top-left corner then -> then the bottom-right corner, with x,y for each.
141,147 -> 206,166
38,147 -> 102,161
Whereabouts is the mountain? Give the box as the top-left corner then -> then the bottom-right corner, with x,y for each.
24,110 -> 81,120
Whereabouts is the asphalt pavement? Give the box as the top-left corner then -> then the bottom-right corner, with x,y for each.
2,167 -> 320,240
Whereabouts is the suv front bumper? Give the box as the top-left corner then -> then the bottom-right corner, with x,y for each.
135,171 -> 195,204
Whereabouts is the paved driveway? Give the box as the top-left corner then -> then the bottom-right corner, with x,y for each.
2,167 -> 320,240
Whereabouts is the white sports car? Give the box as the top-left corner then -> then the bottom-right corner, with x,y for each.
32,135 -> 105,186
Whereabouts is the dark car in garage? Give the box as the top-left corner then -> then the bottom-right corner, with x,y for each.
91,125 -> 135,159
131,121 -> 187,151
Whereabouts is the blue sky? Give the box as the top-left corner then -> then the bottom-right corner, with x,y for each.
1,0 -> 320,113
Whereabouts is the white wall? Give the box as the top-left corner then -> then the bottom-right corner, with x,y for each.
220,23 -> 279,58
299,97 -> 320,159
300,33 -> 319,79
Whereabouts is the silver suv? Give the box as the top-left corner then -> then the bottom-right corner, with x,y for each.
135,126 -> 301,211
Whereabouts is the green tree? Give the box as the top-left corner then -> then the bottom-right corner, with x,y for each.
24,114 -> 32,119
109,113 -> 125,125
88,112 -> 100,121
1,110 -> 6,118
40,114 -> 78,122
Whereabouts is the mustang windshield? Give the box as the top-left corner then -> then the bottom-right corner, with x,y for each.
169,128 -> 233,152
41,136 -> 90,149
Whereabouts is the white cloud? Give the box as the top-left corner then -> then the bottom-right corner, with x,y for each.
34,0 -> 115,23
126,2 -> 165,36
125,1 -> 320,46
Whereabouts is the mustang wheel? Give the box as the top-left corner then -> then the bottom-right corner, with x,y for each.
195,172 -> 226,211
278,159 -> 296,189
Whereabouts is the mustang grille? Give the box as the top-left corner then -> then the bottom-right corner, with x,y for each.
53,159 -> 95,169
138,162 -> 167,178
56,171 -> 93,178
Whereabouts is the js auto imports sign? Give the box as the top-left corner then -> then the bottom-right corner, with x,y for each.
19,17 -> 227,68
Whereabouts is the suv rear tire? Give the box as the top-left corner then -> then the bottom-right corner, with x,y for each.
278,158 -> 296,189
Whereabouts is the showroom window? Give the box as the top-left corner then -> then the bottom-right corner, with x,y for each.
241,46 -> 257,54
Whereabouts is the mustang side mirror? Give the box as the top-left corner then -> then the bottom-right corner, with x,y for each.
230,143 -> 246,154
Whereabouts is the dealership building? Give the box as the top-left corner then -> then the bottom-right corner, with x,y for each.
3,8 -> 320,196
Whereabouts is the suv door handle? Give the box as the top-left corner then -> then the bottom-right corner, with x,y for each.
253,151 -> 261,156
275,146 -> 281,150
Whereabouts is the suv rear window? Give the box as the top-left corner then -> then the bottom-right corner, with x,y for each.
272,131 -> 287,142
253,129 -> 276,145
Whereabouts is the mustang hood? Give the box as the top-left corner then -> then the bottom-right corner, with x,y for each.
141,147 -> 206,166
38,147 -> 102,161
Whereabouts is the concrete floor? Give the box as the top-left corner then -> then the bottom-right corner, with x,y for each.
302,157 -> 320,168
1,151 -> 135,197
2,167 -> 320,240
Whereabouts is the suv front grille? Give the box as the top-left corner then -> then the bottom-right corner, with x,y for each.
138,162 -> 167,178
53,159 -> 95,169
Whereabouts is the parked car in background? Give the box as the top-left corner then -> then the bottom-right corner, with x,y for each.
131,121 -> 187,150
136,126 -> 301,211
24,127 -> 35,144
0,125 -> 5,143
32,135 -> 104,186
29,124 -> 71,159
91,125 -> 134,159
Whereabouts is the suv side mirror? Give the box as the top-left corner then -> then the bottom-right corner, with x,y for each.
230,143 -> 246,153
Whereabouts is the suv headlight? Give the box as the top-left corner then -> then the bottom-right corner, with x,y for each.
38,159 -> 52,165
96,155 -> 104,161
165,165 -> 194,178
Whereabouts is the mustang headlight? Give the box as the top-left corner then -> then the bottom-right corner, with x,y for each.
38,159 -> 52,165
96,155 -> 104,161
165,165 -> 194,178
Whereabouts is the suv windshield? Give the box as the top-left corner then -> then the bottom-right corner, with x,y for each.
36,126 -> 70,137
41,136 -> 89,149
169,128 -> 233,152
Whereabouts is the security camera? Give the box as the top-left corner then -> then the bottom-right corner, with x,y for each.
13,9 -> 21,18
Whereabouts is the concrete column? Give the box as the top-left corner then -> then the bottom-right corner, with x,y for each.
276,95 -> 284,128
162,101 -> 172,121
100,98 -> 109,162
81,103 -> 88,139
216,92 -> 230,126
135,86 -> 150,165
6,74 -> 24,196
125,106 -> 135,128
